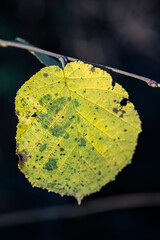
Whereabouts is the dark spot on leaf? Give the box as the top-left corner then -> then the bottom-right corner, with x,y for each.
113,108 -> 119,114
58,81 -> 60,83
60,147 -> 64,152
68,97 -> 71,101
122,110 -> 126,114
119,114 -> 123,118
91,67 -> 95,72
124,129 -> 127,132
43,73 -> 48,77
98,171 -> 101,175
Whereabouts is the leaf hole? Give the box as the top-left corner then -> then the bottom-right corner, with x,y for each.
120,98 -> 128,106
31,112 -> 37,117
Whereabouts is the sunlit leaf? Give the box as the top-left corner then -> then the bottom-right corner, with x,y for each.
15,61 -> 141,204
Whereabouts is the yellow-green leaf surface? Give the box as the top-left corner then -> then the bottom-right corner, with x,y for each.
15,61 -> 141,204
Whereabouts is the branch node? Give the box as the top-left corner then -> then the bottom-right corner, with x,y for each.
148,80 -> 159,88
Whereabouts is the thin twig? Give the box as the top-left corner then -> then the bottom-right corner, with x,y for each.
0,39 -> 159,88
0,192 -> 160,228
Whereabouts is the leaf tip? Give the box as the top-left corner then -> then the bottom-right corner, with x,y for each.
76,194 -> 83,205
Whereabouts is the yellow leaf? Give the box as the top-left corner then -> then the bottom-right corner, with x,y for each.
15,61 -> 141,204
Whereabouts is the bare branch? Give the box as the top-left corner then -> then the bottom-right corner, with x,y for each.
0,192 -> 160,228
0,39 -> 159,88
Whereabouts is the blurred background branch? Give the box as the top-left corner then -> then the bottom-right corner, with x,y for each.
0,192 -> 160,228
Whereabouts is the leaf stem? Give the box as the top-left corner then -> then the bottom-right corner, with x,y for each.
0,38 -> 159,88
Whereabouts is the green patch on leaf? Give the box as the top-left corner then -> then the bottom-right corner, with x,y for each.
39,94 -> 52,106
43,158 -> 58,171
39,143 -> 47,152
79,138 -> 87,147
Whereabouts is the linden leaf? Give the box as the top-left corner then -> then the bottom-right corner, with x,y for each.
15,61 -> 141,204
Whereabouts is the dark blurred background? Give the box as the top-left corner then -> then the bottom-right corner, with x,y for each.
0,0 -> 160,239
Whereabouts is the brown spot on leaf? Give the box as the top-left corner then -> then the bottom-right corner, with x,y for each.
15,110 -> 19,117
91,67 -> 95,72
17,152 -> 28,166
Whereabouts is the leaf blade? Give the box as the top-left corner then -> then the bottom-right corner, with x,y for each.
15,61 -> 141,204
